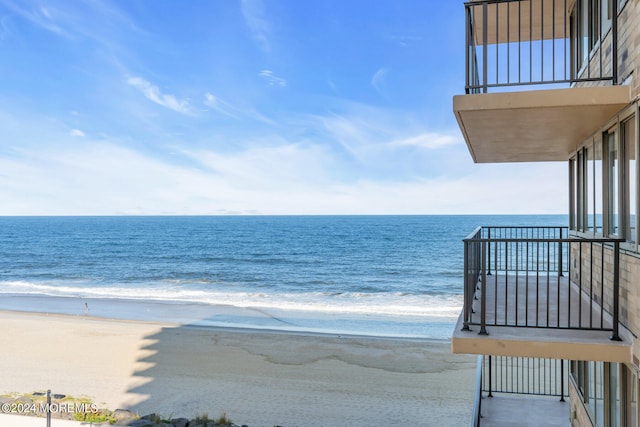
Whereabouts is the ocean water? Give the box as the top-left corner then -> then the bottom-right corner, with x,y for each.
0,215 -> 566,339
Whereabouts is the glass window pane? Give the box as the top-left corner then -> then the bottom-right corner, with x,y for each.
624,118 -> 636,242
595,141 -> 603,234
608,132 -> 620,236
570,158 -> 578,230
610,363 -> 620,427
596,362 -> 604,427
625,367 -> 637,427
579,0 -> 589,68
602,0 -> 612,34
591,0 -> 600,49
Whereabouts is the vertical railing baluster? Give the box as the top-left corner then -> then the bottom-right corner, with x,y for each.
483,2 -> 488,93
540,0 -> 544,82
567,238 -> 572,328
495,2 -> 499,85
560,359 -> 566,402
612,0 -> 618,84
488,355 -> 493,397
507,1 -> 510,84
611,241 -> 621,341
547,240 -> 550,327
579,242 -> 583,328
480,240 -> 489,335
526,240 -> 530,326
505,239 -> 509,325
465,5 -> 470,94
590,241 -> 594,329
487,227 -> 492,275
463,238 -> 471,331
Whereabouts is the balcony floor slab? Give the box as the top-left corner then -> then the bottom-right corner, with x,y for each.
479,394 -> 569,427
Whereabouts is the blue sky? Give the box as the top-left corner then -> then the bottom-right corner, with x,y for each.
0,0 -> 566,215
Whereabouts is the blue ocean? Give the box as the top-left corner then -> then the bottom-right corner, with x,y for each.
0,215 -> 566,339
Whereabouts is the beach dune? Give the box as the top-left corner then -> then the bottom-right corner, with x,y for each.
0,310 -> 475,426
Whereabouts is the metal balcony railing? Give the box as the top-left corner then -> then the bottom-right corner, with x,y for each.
465,0 -> 618,94
462,226 -> 624,340
471,355 -> 569,426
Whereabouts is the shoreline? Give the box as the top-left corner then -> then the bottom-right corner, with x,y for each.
0,308 -> 476,426
0,293 -> 458,339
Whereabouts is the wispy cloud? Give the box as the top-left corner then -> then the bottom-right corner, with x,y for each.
127,77 -> 193,115
0,1 -> 70,37
389,34 -> 424,47
204,93 -> 240,119
240,0 -> 271,52
69,129 -> 85,137
371,68 -> 388,94
259,70 -> 286,87
390,133 -> 460,150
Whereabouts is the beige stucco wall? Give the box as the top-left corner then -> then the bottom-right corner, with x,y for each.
570,378 -> 594,426
577,0 -> 639,98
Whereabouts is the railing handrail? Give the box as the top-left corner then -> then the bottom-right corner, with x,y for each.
464,226 -> 483,241
464,237 -> 625,243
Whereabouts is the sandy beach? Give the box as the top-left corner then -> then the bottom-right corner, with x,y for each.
0,310 -> 476,426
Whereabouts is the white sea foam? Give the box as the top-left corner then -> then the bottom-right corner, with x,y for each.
0,280 -> 462,319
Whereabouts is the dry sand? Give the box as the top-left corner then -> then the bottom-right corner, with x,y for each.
0,310 -> 476,426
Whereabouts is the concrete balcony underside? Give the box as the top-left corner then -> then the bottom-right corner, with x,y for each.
453,85 -> 630,163
452,273 -> 631,362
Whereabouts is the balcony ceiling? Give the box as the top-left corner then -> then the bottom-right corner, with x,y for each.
453,85 -> 631,163
468,0 -> 569,44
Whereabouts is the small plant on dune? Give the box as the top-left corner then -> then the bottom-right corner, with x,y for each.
73,409 -> 116,424
214,412 -> 233,427
194,412 -> 211,424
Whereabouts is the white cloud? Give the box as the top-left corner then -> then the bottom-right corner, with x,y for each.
240,0 -> 271,52
69,129 -> 85,137
1,1 -> 69,37
203,92 -> 239,118
127,76 -> 193,115
259,70 -> 286,87
0,135 -> 567,216
390,133 -> 460,149
371,68 -> 388,94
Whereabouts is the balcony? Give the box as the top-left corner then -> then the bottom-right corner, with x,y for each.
451,226 -> 631,362
454,0 -> 630,163
470,355 -> 570,426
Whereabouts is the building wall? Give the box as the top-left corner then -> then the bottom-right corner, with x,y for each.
576,0 -> 639,98
617,0 -> 640,95
570,378 -> 594,426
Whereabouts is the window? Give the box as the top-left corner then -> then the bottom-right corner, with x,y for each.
572,361 -> 628,427
593,362 -> 605,427
572,0 -> 613,75
623,365 -> 638,427
601,0 -> 612,36
576,150 -> 586,231
610,363 -> 620,427
584,140 -> 602,233
621,117 -> 637,243
570,157 -> 578,230
595,139 -> 604,233
574,0 -> 590,72
605,128 -> 620,236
